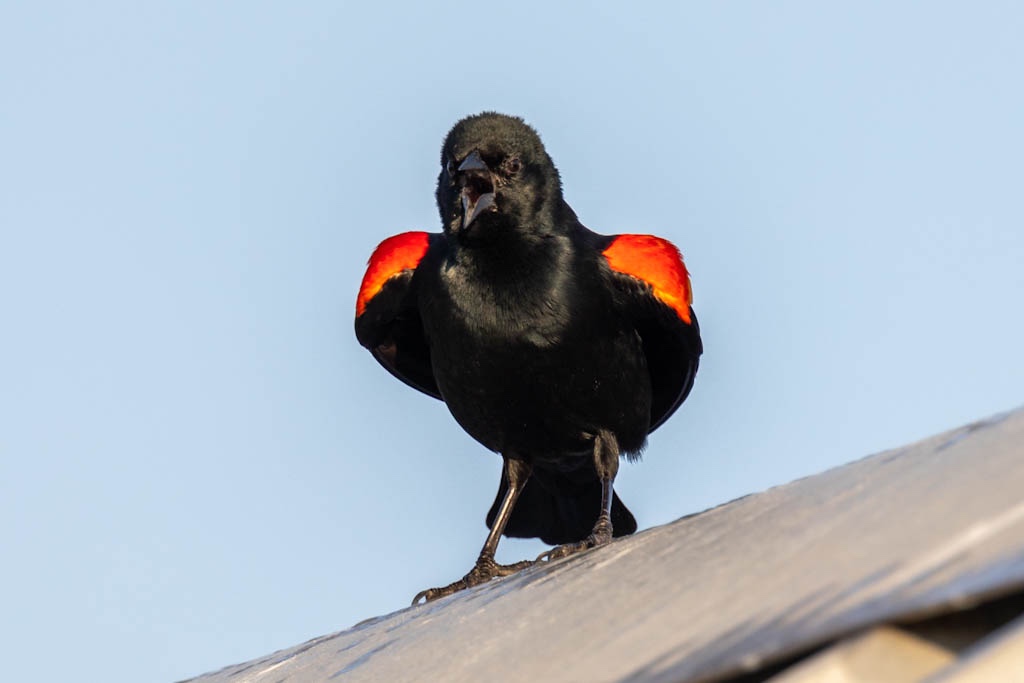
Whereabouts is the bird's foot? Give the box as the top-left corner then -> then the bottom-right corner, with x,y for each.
536,516 -> 613,563
412,553 -> 534,605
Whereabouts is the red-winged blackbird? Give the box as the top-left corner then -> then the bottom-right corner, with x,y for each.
355,113 -> 702,604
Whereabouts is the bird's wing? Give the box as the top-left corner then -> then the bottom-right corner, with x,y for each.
354,231 -> 443,400
600,234 -> 703,432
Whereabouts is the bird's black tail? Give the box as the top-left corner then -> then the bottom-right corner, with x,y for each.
486,466 -> 637,546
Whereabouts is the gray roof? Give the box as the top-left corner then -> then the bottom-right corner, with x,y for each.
184,406 -> 1024,682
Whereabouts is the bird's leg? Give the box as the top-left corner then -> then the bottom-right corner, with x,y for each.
412,458 -> 534,605
538,430 -> 619,563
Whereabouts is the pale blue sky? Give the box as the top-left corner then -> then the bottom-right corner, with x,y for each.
2,3 -> 1022,682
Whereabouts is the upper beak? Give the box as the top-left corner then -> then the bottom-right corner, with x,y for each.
457,150 -> 497,230
458,150 -> 489,173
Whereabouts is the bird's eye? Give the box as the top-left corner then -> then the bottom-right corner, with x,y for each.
446,158 -> 455,176
506,157 -> 522,174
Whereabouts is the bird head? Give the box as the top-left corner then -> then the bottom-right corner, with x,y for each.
436,113 -> 565,242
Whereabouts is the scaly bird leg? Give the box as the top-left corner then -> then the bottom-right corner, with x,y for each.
538,430 -> 619,563
412,458 -> 534,605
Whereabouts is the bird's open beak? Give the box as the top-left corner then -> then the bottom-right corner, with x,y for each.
458,150 -> 497,230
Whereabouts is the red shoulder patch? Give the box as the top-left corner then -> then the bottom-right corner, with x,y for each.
356,232 -> 430,317
603,234 -> 693,324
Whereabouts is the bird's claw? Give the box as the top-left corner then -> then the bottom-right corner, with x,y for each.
536,520 -> 614,564
412,582 -> 466,606
536,540 -> 588,563
412,555 -> 534,605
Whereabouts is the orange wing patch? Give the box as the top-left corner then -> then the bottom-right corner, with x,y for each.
356,232 -> 430,317
603,234 -> 693,324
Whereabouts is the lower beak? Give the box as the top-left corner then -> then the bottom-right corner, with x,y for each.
462,191 -> 495,230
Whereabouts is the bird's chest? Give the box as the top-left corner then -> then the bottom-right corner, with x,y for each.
418,256 -> 643,456
425,260 -> 575,379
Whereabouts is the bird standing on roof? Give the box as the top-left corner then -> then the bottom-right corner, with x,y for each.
355,112 -> 702,603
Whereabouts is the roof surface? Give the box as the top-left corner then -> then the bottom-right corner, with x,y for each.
185,406 -> 1024,683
